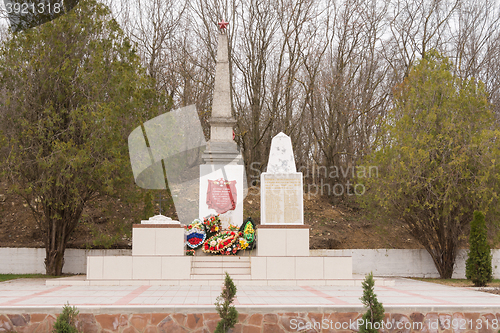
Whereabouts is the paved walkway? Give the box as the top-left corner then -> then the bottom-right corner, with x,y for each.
0,277 -> 499,311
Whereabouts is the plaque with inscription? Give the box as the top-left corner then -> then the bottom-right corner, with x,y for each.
261,174 -> 303,225
206,178 -> 237,214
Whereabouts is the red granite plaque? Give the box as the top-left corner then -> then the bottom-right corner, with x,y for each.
206,178 -> 237,214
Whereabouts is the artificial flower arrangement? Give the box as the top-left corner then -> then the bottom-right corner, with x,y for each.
241,218 -> 256,246
203,214 -> 221,235
201,217 -> 257,255
184,219 -> 206,249
203,230 -> 239,254
228,224 -> 239,231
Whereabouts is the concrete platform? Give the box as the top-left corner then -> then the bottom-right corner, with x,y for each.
46,275 -> 396,287
2,277 -> 500,333
1,276 -> 499,311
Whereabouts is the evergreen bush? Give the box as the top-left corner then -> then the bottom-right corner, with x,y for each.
53,303 -> 80,333
466,211 -> 492,287
359,272 -> 385,333
214,272 -> 238,333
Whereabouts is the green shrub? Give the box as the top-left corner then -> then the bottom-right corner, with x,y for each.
359,272 -> 385,333
466,211 -> 492,287
214,272 -> 238,333
53,303 -> 80,333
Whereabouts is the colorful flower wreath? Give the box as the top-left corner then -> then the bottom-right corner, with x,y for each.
184,219 -> 206,249
203,230 -> 238,254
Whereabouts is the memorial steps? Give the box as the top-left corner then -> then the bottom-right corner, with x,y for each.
190,256 -> 252,279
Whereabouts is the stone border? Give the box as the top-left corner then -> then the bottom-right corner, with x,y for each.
1,311 -> 500,333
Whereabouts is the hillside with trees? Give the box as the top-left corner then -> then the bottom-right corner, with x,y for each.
0,0 -> 499,277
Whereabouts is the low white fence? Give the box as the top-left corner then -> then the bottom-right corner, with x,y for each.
310,249 -> 500,279
1,248 -> 499,278
0,248 -> 131,274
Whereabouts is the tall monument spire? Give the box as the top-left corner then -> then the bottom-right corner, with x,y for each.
202,21 -> 241,164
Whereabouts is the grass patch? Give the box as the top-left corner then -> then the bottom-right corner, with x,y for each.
0,274 -> 65,282
411,277 -> 500,287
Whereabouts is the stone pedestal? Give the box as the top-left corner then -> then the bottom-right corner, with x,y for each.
199,164 -> 244,228
257,225 -> 309,256
132,224 -> 184,256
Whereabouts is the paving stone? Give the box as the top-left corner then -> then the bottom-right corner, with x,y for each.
242,325 -> 260,333
29,315 -> 46,324
77,313 -> 99,333
0,315 -> 13,332
248,314 -> 263,326
14,323 -> 39,333
238,314 -> 248,324
46,315 -> 56,333
7,314 -> 29,327
280,315 -> 307,332
186,314 -> 204,330
205,319 -> 221,333
227,323 -> 242,333
307,312 -> 323,328
144,325 -> 158,333
410,312 -> 425,328
452,313 -> 467,333
262,323 -> 285,333
203,313 -> 220,321
173,314 -> 187,327
263,314 -> 278,324
151,314 -> 169,326
95,314 -> 128,331
192,328 -> 210,333
158,316 -> 188,333
479,313 -> 497,333
422,313 -> 439,333
439,314 -> 452,330
391,313 -> 411,333
130,314 -> 151,331
122,326 -> 140,333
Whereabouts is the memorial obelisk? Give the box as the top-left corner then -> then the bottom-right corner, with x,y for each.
199,20 -> 244,228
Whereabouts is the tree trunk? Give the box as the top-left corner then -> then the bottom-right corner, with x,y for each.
428,247 -> 456,279
45,248 -> 65,276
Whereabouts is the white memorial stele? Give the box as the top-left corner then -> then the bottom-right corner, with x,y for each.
260,132 -> 304,225
258,132 -> 308,257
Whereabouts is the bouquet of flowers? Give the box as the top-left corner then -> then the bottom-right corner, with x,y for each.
203,214 -> 221,235
185,249 -> 195,256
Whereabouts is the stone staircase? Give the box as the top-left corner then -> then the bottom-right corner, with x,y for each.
190,256 -> 251,280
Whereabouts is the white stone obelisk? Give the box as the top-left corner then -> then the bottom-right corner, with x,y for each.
199,21 -> 244,228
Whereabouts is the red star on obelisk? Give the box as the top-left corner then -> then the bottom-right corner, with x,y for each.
218,19 -> 229,32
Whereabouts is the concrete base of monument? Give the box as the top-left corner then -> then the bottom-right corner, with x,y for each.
257,225 -> 309,256
54,254 -> 365,286
78,222 -> 360,287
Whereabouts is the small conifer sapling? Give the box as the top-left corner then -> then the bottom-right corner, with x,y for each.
214,272 -> 239,333
53,303 -> 80,333
466,211 -> 492,287
359,272 -> 385,333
